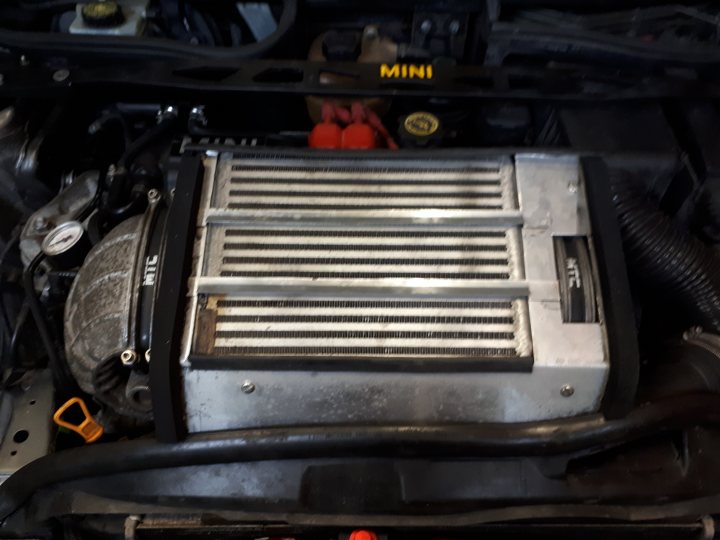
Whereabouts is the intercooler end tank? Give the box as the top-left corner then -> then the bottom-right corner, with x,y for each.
64,196 -> 165,420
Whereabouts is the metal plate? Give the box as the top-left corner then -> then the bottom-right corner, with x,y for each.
0,371 -> 54,484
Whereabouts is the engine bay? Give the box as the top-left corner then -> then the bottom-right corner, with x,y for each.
1,0 -> 720,538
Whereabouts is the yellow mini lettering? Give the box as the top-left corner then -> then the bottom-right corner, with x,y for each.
380,63 -> 434,80
380,64 -> 400,78
408,65 -> 425,79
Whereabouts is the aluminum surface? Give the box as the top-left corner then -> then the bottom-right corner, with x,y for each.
181,152 -> 609,430
187,155 -> 531,364
0,371 -> 54,484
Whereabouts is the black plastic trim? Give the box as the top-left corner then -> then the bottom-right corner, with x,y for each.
136,207 -> 168,355
582,157 -> 640,418
2,394 -> 720,520
188,353 -> 534,372
149,155 -> 204,442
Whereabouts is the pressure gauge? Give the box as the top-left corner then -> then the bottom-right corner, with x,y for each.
41,221 -> 90,269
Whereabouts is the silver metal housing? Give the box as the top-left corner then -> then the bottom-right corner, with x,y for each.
181,152 -> 609,432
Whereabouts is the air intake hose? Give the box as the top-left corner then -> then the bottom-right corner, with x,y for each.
611,180 -> 720,333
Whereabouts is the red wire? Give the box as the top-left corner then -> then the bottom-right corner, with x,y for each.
363,104 -> 399,150
324,101 -> 399,150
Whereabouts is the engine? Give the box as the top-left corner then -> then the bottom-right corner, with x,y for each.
6,0 -> 720,533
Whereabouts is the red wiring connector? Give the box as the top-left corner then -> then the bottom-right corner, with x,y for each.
309,100 -> 398,150
341,102 -> 377,149
308,101 -> 343,149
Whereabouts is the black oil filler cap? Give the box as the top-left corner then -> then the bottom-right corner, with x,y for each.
398,111 -> 443,148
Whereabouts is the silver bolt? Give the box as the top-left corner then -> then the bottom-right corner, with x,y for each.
190,106 -> 208,127
363,25 -> 379,40
52,69 -> 70,83
157,105 -> 178,122
684,326 -> 704,341
19,55 -> 29,67
420,19 -> 433,34
568,182 -> 578,194
147,188 -> 161,203
449,19 -> 461,35
120,349 -> 138,366
33,216 -> 49,232
144,349 -> 151,363
560,384 -> 575,398
240,380 -> 256,394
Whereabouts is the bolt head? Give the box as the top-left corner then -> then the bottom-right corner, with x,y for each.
420,19 -> 433,34
53,69 -> 70,83
120,349 -> 138,366
363,25 -> 379,39
560,384 -> 575,397
147,188 -> 161,203
449,19 -> 461,35
157,105 -> 178,122
241,380 -> 256,394
33,216 -> 49,232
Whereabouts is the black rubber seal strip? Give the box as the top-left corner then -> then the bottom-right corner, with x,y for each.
188,354 -> 534,373
2,393 -> 720,520
150,155 -> 204,443
136,206 -> 168,356
582,157 -> 640,418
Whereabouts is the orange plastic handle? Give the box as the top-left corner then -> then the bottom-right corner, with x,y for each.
53,397 -> 104,444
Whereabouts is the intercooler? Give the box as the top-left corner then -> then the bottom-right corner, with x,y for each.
174,151 -> 611,434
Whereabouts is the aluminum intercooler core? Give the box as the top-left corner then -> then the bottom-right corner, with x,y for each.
180,152 -> 609,432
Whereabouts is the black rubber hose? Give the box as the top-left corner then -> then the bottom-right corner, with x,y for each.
1,393 -> 720,520
7,298 -> 28,372
0,0 -> 297,61
22,253 -> 77,394
488,23 -> 720,67
120,115 -> 177,172
612,181 -> 720,334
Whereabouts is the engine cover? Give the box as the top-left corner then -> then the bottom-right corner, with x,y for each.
175,151 -> 614,433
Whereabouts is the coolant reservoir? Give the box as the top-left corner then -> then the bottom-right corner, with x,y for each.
69,0 -> 148,36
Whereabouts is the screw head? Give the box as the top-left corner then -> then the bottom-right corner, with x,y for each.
120,349 -> 138,366
147,188 -> 161,203
560,384 -> 575,398
420,19 -> 433,34
241,380 -> 256,394
449,19 -> 461,35
683,326 -> 704,341
52,69 -> 70,83
157,105 -> 178,122
33,216 -> 49,232
144,349 -> 151,363
363,25 -> 379,39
